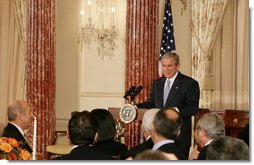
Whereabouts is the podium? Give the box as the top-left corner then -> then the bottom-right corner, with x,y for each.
108,107 -> 147,149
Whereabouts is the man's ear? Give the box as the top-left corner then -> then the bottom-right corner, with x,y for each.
16,111 -> 23,121
200,128 -> 207,139
93,132 -> 99,144
151,125 -> 155,130
67,130 -> 70,139
141,125 -> 145,133
141,125 -> 148,139
66,130 -> 71,145
177,130 -> 181,137
151,125 -> 156,134
176,64 -> 180,70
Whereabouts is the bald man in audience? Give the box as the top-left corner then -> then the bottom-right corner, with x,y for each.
1,100 -> 34,153
151,107 -> 186,160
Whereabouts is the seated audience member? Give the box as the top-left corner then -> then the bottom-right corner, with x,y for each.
237,123 -> 249,146
206,136 -> 249,160
91,108 -> 128,159
189,112 -> 225,160
151,107 -> 186,160
53,110 -> 114,160
1,100 -> 34,153
133,150 -> 178,160
127,108 -> 160,158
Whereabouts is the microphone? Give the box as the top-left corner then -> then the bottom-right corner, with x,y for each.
129,86 -> 136,93
132,85 -> 143,97
129,86 -> 136,97
123,86 -> 136,99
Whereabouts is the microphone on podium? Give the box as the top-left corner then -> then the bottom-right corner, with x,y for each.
123,86 -> 136,99
120,85 -> 142,124
132,85 -> 143,97
130,85 -> 143,102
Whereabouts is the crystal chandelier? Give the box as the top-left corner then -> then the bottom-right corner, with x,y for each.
78,0 -> 118,59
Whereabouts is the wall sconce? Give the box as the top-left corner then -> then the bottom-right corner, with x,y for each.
78,0 -> 118,59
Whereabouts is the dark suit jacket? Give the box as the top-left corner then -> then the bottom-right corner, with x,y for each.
127,137 -> 154,158
137,72 -> 200,157
93,140 -> 128,160
157,142 -> 186,160
197,145 -> 207,160
1,123 -> 32,153
52,146 -> 115,160
237,123 -> 249,146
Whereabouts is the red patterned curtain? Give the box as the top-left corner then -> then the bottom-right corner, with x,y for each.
25,0 -> 56,160
126,0 -> 159,104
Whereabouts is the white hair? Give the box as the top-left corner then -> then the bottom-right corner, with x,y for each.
142,108 -> 160,132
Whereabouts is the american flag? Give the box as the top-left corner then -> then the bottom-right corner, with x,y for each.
158,0 -> 176,77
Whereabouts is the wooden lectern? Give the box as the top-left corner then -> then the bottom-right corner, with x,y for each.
108,107 -> 147,149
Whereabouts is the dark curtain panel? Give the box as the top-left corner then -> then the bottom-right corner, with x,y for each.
25,0 -> 56,159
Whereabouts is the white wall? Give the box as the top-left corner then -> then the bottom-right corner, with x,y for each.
56,0 -> 80,130
79,0 -> 126,111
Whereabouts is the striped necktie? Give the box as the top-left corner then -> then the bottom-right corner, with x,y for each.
163,79 -> 171,106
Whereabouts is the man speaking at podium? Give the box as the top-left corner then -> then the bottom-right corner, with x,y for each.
136,52 -> 200,158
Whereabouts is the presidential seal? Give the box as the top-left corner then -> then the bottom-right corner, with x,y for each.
119,104 -> 137,123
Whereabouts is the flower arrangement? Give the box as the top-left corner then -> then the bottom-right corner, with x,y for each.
0,137 -> 32,160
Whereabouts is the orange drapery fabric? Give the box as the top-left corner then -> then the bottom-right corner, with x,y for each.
25,0 -> 56,159
125,0 -> 159,149
125,0 -> 159,105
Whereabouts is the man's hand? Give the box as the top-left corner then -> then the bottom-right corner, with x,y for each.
188,144 -> 200,160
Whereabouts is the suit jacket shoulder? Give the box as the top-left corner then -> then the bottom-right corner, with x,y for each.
53,146 -> 115,160
127,138 -> 154,158
93,140 -> 128,159
197,145 -> 208,160
1,123 -> 32,153
157,143 -> 187,160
